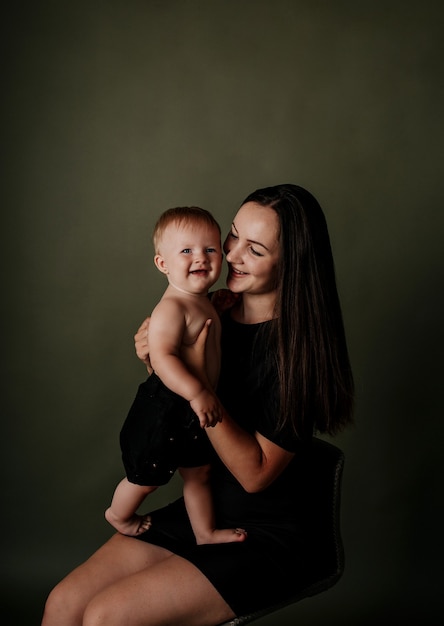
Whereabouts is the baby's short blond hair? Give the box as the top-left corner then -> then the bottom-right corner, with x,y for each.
153,206 -> 221,253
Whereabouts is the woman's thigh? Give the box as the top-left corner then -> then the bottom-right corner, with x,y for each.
43,532 -> 235,626
83,550 -> 235,626
42,533 -> 171,625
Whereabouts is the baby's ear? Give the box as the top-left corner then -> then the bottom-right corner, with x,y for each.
154,254 -> 168,274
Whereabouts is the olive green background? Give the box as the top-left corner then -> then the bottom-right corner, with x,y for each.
2,1 -> 443,624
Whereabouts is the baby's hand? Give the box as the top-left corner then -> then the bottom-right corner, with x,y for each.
190,388 -> 224,428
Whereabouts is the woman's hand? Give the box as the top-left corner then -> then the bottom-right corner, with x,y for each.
210,289 -> 240,315
134,317 -> 153,374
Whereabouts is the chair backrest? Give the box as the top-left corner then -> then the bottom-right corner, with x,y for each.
219,437 -> 345,626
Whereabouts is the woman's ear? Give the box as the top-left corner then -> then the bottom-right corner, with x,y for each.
154,254 -> 168,274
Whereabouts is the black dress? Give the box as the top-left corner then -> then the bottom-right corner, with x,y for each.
135,313 -> 326,616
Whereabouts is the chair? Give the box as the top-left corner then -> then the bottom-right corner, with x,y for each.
218,437 -> 345,626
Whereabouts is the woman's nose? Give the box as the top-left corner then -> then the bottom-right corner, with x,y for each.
225,245 -> 240,264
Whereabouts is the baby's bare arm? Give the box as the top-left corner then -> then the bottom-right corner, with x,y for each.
149,297 -> 222,426
149,300 -> 203,397
149,298 -> 222,427
134,311 -> 220,426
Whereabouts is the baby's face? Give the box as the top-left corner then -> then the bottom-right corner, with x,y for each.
155,222 -> 223,295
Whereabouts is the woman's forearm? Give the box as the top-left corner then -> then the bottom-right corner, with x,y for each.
205,413 -> 293,493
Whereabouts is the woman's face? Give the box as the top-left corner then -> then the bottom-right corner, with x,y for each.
223,202 -> 280,295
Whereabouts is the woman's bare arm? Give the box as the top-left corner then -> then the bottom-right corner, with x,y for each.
205,411 -> 294,493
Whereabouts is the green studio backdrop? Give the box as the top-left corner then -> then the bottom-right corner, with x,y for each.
2,1 -> 443,624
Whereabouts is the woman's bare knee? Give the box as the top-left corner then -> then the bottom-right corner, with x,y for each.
83,597 -> 114,626
41,580 -> 82,626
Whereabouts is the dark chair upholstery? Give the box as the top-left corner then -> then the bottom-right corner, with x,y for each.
218,437 -> 345,626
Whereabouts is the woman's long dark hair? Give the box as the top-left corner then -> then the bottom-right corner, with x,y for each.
241,184 -> 354,438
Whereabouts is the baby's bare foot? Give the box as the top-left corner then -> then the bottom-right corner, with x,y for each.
133,514 -> 152,535
105,507 -> 152,536
196,528 -> 247,545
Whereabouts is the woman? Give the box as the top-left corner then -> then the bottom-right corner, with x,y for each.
41,184 -> 354,626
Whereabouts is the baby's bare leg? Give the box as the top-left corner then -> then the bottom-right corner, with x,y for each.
180,466 -> 247,544
105,477 -> 155,536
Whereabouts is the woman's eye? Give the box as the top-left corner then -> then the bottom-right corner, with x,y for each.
228,231 -> 238,240
250,246 -> 263,257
